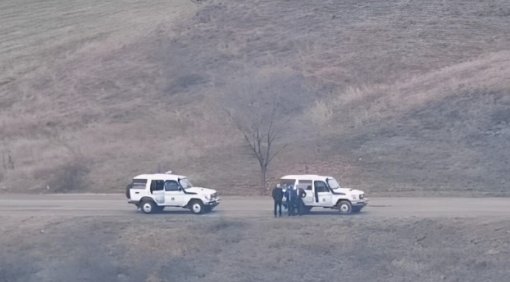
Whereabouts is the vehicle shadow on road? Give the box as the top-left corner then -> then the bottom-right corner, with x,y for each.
280,210 -> 367,217
133,209 -> 221,216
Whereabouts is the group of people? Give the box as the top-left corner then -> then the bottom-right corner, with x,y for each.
271,183 -> 307,217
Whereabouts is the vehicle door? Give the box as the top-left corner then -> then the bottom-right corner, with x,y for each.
314,180 -> 333,207
129,179 -> 147,201
164,180 -> 188,207
297,180 -> 314,206
150,179 -> 165,205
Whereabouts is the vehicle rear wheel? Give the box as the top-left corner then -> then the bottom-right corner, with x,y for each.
338,200 -> 352,215
141,200 -> 156,214
190,200 -> 204,214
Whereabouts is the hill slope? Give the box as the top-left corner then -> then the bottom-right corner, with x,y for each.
0,0 -> 509,194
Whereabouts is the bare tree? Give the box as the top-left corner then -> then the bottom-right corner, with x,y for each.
221,70 -> 311,191
226,105 -> 287,191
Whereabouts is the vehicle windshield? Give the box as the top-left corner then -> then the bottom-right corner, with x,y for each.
179,178 -> 193,189
326,177 -> 341,189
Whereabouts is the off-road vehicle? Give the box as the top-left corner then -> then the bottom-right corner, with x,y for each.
126,172 -> 220,214
279,174 -> 367,214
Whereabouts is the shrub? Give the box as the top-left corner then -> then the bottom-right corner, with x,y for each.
47,158 -> 90,193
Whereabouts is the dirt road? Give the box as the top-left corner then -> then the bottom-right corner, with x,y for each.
1,194 -> 509,218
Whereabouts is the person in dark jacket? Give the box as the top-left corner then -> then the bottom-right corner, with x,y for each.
272,184 -> 284,217
297,187 -> 307,215
291,185 -> 301,216
285,184 -> 295,216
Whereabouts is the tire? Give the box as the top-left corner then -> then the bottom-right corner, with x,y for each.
338,200 -> 352,215
205,206 -> 216,213
141,199 -> 156,214
189,200 -> 204,214
352,206 -> 362,213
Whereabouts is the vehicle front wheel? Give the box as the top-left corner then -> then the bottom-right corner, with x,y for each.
189,200 -> 204,214
352,206 -> 362,213
338,200 -> 352,215
141,200 -> 156,214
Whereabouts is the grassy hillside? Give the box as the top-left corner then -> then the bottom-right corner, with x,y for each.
1,0 -> 509,194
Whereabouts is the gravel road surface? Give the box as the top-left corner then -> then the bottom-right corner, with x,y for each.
1,194 -> 509,218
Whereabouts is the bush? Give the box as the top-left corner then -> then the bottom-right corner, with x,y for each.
47,159 -> 90,193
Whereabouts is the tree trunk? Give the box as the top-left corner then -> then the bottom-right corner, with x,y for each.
260,165 -> 267,193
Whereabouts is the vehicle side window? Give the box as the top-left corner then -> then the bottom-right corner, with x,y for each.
298,180 -> 312,190
314,181 -> 329,193
150,180 -> 165,192
131,179 -> 147,189
164,180 -> 180,191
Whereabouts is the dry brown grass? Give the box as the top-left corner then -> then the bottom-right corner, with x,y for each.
0,0 -> 509,194
2,215 -> 510,281
310,51 -> 510,128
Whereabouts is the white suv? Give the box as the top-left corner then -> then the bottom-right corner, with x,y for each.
126,172 -> 220,214
279,174 -> 367,214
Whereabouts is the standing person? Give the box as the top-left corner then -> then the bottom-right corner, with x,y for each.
297,187 -> 306,215
290,185 -> 299,216
285,184 -> 295,216
272,184 -> 284,217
